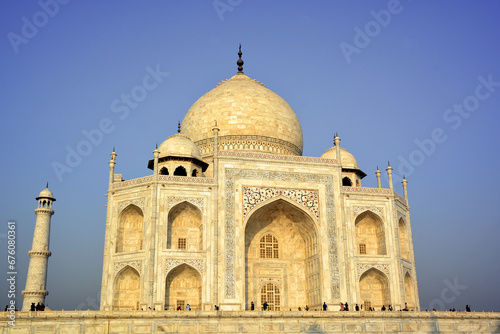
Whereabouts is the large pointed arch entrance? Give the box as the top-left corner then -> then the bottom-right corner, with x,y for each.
359,268 -> 390,310
245,199 -> 321,310
165,264 -> 202,310
113,266 -> 140,310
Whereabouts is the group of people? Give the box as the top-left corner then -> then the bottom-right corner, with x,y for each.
30,302 -> 45,311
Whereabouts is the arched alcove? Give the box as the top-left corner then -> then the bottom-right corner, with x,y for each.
116,205 -> 144,253
167,202 -> 202,250
399,218 -> 410,259
245,199 -> 321,310
359,268 -> 390,310
165,264 -> 201,310
113,266 -> 140,310
404,272 -> 415,309
260,283 -> 281,311
355,211 -> 386,255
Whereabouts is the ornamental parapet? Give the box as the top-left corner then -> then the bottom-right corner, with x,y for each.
343,186 -> 392,195
28,250 -> 52,257
219,151 -> 338,165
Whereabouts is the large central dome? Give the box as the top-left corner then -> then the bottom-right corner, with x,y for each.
181,71 -> 303,156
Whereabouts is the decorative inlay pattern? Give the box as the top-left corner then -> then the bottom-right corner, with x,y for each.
196,135 -> 302,156
159,175 -> 215,184
111,176 -> 153,190
167,197 -> 204,211
111,175 -> 215,190
219,151 -> 337,165
352,206 -> 384,217
224,169 -> 339,299
242,187 -> 319,221
343,186 -> 392,195
357,263 -> 390,278
258,277 -> 282,288
118,198 -> 145,212
165,259 -> 204,275
114,260 -> 142,276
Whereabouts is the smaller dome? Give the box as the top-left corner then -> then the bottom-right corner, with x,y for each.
321,146 -> 359,169
158,134 -> 203,160
37,187 -> 54,200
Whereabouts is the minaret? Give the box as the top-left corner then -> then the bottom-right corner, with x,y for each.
334,133 -> 341,165
386,161 -> 394,192
375,166 -> 382,188
22,185 -> 55,311
402,175 -> 409,207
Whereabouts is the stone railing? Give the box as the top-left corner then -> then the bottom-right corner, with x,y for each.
219,151 -> 338,165
343,187 -> 392,195
111,175 -> 215,190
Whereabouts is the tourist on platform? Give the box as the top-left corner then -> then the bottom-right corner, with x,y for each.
339,302 -> 344,311
381,305 -> 386,311
186,304 -> 191,311
30,303 -> 36,311
322,302 -> 327,311
355,304 -> 359,311
305,305 -> 309,311
403,303 -> 409,311
466,305 -> 471,312
388,305 -> 393,311
298,307 -> 302,311
344,302 -> 349,311
250,301 -> 254,310
263,301 -> 269,311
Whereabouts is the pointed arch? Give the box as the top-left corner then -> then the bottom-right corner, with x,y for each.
399,218 -> 410,259
243,195 -> 319,230
359,268 -> 390,310
404,272 -> 415,309
167,201 -> 202,250
160,167 -> 169,175
342,177 -> 352,186
173,166 -> 187,176
165,264 -> 201,310
355,210 -> 386,255
116,204 -> 144,253
245,199 -> 321,310
113,266 -> 140,310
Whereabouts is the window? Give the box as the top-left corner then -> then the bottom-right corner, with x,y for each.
260,234 -> 279,258
160,167 -> 169,175
364,301 -> 371,310
176,300 -> 185,310
359,243 -> 366,255
261,283 -> 280,311
178,238 -> 187,250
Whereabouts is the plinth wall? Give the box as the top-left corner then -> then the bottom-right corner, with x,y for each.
2,310 -> 500,333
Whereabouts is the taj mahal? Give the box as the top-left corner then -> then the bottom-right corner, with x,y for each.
13,48 -> 500,334
22,47 -> 419,313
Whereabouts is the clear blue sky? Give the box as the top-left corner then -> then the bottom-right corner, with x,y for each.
1,1 -> 499,312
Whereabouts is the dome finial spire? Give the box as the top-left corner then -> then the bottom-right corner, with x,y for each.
177,121 -> 181,133
46,182 -> 49,189
237,44 -> 244,73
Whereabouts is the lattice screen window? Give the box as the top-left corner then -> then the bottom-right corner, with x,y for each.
260,283 -> 280,311
364,300 -> 371,310
178,238 -> 187,250
177,300 -> 185,310
359,243 -> 366,255
260,234 -> 279,259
